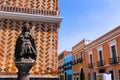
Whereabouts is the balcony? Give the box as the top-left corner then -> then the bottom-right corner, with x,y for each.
0,5 -> 62,23
77,58 -> 83,63
88,63 -> 94,68
72,60 -> 78,65
97,60 -> 104,67
64,66 -> 72,70
109,57 -> 119,64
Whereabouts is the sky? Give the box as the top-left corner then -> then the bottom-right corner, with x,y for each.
58,0 -> 120,53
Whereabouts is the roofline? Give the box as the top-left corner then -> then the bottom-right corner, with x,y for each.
85,26 -> 120,50
72,39 -> 91,51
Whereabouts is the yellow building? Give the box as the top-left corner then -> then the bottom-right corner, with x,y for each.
0,0 -> 62,79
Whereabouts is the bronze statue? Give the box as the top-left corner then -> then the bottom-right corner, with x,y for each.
15,25 -> 37,61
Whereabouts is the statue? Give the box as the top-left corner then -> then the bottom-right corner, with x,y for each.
15,25 -> 37,61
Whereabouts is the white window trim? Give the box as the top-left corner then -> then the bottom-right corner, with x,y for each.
108,40 -> 118,58
97,46 -> 104,61
88,50 -> 93,63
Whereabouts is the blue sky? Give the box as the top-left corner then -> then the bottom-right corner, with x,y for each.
58,0 -> 120,53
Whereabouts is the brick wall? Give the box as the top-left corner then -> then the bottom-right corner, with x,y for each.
0,19 -> 59,76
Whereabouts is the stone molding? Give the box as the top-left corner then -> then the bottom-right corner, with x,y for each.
0,11 -> 62,23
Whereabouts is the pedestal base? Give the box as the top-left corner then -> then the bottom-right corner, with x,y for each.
0,75 -> 59,80
0,78 -> 59,80
15,59 -> 35,80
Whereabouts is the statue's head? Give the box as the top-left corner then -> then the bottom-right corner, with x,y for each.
22,25 -> 30,32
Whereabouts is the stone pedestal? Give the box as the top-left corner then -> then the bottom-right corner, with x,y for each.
15,59 -> 35,80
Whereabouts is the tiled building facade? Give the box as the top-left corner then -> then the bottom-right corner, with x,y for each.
71,26 -> 120,80
0,0 -> 62,79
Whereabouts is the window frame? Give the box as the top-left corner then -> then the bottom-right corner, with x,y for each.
93,72 -> 97,80
88,50 -> 93,63
109,40 -> 118,58
88,72 -> 91,80
97,46 -> 104,61
80,51 -> 83,59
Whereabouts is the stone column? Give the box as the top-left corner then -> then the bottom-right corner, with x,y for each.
15,59 -> 35,80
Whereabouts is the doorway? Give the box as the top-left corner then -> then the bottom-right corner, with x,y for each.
109,70 -> 114,80
80,68 -> 84,80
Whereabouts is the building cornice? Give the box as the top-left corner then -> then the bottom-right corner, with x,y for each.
85,26 -> 120,51
72,39 -> 90,52
0,11 -> 63,23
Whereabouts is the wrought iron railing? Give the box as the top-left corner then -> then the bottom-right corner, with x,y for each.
109,57 -> 119,64
97,60 -> 104,67
88,63 -> 94,68
72,60 -> 78,65
77,58 -> 83,63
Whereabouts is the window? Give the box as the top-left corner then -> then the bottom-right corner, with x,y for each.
76,53 -> 78,60
98,50 -> 104,66
93,72 -> 96,80
88,72 -> 91,80
88,51 -> 93,63
99,51 -> 103,61
80,68 -> 84,80
89,54 -> 93,63
72,55 -> 74,61
58,53 -> 64,60
97,46 -> 103,61
109,70 -> 114,80
73,55 -> 75,61
68,74 -> 72,80
109,40 -> 118,64
118,69 -> 120,80
111,45 -> 117,58
80,52 -> 83,59
88,50 -> 93,68
109,40 -> 118,58
75,53 -> 78,63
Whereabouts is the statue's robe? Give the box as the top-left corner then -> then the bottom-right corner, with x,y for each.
15,33 -> 37,60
